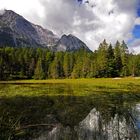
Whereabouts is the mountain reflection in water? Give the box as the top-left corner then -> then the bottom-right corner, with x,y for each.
37,107 -> 140,140
0,84 -> 140,140
35,95 -> 140,140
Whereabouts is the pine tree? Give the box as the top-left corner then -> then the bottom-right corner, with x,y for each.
120,41 -> 129,76
63,53 -> 71,78
28,58 -> 35,78
34,58 -> 45,80
96,40 -> 108,77
48,52 -> 64,79
0,52 -> 4,80
45,52 -> 54,78
128,54 -> 140,77
106,44 -> 116,77
71,50 -> 85,78
114,41 -> 122,76
82,53 -> 91,78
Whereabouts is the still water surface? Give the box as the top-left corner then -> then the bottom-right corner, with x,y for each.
0,84 -> 140,140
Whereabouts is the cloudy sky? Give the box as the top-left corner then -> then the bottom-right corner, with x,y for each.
0,0 -> 140,52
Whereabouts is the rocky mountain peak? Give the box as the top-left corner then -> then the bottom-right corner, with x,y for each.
0,10 -> 22,25
2,9 -> 19,16
56,34 -> 90,52
0,9 -> 59,47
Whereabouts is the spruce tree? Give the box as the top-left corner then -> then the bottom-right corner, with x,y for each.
120,41 -> 129,76
106,44 -> 116,77
34,58 -> 45,80
96,40 -> 108,77
63,53 -> 71,78
114,41 -> 122,76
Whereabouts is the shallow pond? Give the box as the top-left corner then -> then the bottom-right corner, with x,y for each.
0,84 -> 140,140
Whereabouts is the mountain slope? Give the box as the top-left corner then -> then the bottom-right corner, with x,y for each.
0,10 -> 58,47
56,34 -> 90,52
0,10 -> 90,52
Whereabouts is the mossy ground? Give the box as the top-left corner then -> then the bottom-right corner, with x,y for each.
0,78 -> 140,97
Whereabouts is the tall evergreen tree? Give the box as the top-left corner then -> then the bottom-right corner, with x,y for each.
28,58 -> 35,78
106,44 -> 116,77
120,41 -> 129,76
34,58 -> 45,80
0,53 -> 4,80
48,52 -> 64,79
96,40 -> 108,77
114,41 -> 122,76
82,53 -> 91,78
63,53 -> 71,78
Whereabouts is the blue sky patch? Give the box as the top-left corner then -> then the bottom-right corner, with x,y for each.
133,25 -> 140,39
137,5 -> 140,17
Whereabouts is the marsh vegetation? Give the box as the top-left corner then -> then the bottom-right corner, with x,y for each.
0,78 -> 140,139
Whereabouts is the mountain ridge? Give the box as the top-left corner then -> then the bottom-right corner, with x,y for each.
0,10 -> 59,48
0,10 -> 90,52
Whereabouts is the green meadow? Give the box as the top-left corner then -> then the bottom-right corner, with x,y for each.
1,78 -> 140,97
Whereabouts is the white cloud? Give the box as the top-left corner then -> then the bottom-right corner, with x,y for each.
128,39 -> 140,54
0,9 -> 6,15
0,0 -> 44,25
135,17 -> 140,25
40,0 -> 139,50
129,39 -> 140,48
0,0 -> 139,51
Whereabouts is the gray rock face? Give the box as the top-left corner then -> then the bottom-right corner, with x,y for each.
56,34 -> 90,52
0,10 -> 58,47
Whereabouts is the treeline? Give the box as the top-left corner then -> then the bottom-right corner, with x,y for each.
0,40 -> 140,80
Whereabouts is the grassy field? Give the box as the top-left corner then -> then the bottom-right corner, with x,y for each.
0,77 -> 140,95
